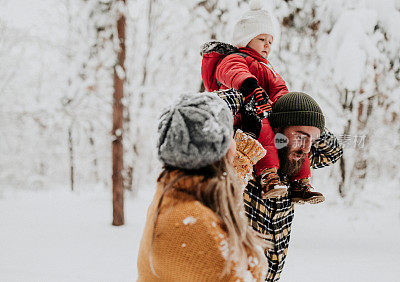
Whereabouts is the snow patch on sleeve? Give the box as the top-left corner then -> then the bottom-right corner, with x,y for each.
219,239 -> 229,260
248,256 -> 259,268
235,267 -> 256,281
182,216 -> 197,225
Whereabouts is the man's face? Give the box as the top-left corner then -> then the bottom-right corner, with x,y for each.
277,126 -> 321,178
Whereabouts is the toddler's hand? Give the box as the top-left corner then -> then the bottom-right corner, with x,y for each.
252,87 -> 271,118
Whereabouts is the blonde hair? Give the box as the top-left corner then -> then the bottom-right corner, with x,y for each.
150,156 -> 269,276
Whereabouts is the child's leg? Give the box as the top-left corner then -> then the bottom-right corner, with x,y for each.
289,156 -> 325,204
289,155 -> 311,181
254,119 -> 280,176
253,119 -> 287,198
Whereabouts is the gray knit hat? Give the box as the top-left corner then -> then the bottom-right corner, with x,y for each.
269,92 -> 325,132
157,92 -> 233,170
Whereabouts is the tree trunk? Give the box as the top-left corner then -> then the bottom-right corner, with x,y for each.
112,0 -> 126,226
88,123 -> 100,183
338,119 -> 351,198
68,126 -> 75,192
338,153 -> 346,198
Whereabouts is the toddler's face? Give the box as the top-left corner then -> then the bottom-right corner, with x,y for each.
247,34 -> 273,59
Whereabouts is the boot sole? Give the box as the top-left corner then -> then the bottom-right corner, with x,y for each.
262,188 -> 288,199
292,195 -> 325,205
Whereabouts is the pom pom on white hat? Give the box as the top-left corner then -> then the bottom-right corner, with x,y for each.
232,0 -> 276,47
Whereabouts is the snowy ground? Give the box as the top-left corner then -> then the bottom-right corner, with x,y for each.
281,202 -> 400,281
0,187 -> 153,282
1,185 -> 399,282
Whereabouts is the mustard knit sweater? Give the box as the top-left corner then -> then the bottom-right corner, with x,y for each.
137,131 -> 266,281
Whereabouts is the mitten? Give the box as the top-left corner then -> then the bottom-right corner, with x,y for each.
240,77 -> 259,103
239,78 -> 272,118
252,87 -> 272,118
240,109 -> 262,139
233,130 -> 266,187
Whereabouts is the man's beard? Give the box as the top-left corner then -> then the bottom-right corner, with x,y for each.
277,146 -> 306,178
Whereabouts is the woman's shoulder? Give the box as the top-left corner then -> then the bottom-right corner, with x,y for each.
154,191 -> 231,272
159,190 -> 223,234
154,175 -> 227,249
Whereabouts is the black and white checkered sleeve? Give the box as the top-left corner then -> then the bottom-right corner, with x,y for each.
310,129 -> 344,169
212,88 -> 244,116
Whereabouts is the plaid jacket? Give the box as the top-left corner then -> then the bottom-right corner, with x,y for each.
310,130 -> 343,168
244,177 -> 293,282
214,88 -> 343,281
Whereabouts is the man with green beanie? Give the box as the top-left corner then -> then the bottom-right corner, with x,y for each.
212,89 -> 342,281
243,91 -> 343,281
267,91 -> 326,203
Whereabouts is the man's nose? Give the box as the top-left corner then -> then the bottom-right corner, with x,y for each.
301,141 -> 312,153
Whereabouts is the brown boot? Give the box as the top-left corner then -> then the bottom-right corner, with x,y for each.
290,178 -> 325,204
260,168 -> 288,199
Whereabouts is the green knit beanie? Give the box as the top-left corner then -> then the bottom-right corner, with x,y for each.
269,92 -> 325,132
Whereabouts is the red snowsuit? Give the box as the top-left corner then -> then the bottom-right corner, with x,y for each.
202,46 -> 310,180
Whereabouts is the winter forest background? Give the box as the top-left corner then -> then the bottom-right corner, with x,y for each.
1,0 -> 399,281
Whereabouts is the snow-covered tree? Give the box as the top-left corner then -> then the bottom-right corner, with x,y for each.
0,0 -> 398,204
272,0 -> 400,199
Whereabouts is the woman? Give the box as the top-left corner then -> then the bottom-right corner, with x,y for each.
137,92 -> 269,281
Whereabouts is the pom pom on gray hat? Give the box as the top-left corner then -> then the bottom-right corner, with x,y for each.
157,92 -> 233,170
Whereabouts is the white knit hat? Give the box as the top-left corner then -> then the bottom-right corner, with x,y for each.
232,0 -> 276,47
